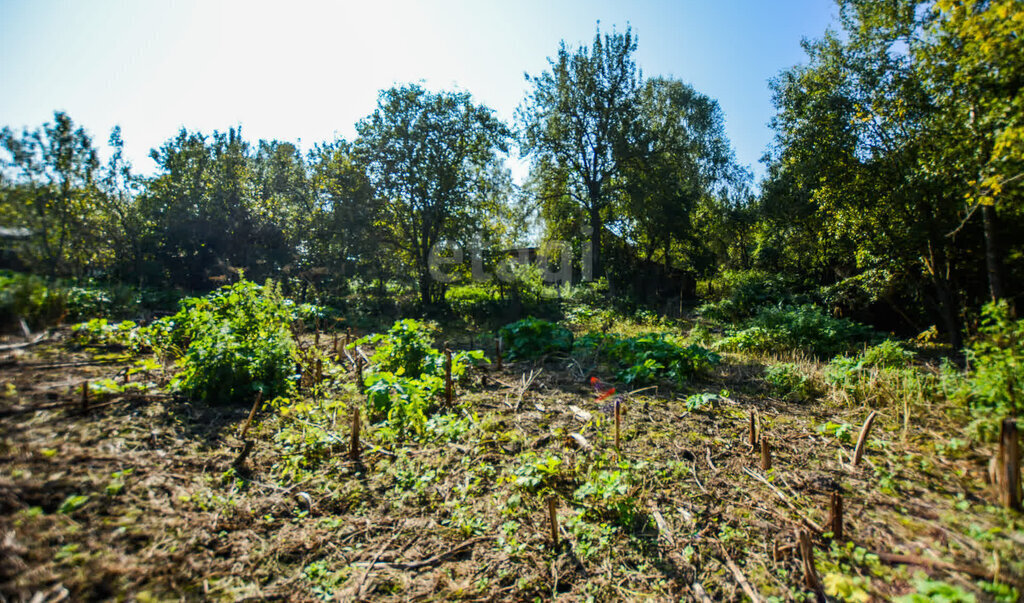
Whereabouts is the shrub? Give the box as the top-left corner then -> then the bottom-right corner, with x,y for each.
355,318 -> 486,438
499,317 -> 573,360
718,304 -> 874,357
70,318 -> 141,349
860,339 -> 916,369
577,332 -> 720,386
0,271 -> 67,329
697,269 -> 792,322
962,300 -> 1023,417
148,279 -> 298,405
764,362 -> 815,401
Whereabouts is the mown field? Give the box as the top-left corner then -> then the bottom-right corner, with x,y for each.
1,278 -> 1022,602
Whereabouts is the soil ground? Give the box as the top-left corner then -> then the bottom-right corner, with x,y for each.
1,327 -> 1022,601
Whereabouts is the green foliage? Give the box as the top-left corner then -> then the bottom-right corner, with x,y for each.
718,305 -> 874,357
499,317 -> 573,360
355,319 -> 442,378
0,271 -> 68,329
578,332 -> 719,386
684,390 -> 727,412
512,453 -> 564,493
961,301 -> 1023,416
817,421 -> 854,444
573,461 -> 647,529
825,340 -> 923,406
764,362 -> 814,401
893,575 -> 976,603
697,269 -> 793,322
356,318 -> 485,439
70,318 -> 140,348
57,494 -> 90,515
148,279 -> 298,405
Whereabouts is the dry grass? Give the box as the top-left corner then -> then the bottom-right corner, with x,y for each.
1,326 -> 1021,602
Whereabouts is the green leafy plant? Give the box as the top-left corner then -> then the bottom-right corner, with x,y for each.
684,390 -> 727,411
355,318 -> 485,438
146,279 -> 298,405
718,304 -> 874,357
764,362 -> 815,401
573,460 -> 648,529
499,318 -> 573,360
962,300 -> 1022,416
578,332 -> 719,386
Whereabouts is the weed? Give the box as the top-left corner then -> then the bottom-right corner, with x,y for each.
578,332 -> 719,386
148,279 -> 299,405
499,318 -> 573,360
764,362 -> 815,401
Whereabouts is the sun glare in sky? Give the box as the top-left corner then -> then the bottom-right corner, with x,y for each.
0,0 -> 838,184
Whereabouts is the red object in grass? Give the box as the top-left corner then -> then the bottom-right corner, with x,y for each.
590,376 -> 616,402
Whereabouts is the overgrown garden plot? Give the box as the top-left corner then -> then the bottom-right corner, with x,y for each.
1,282 -> 1022,601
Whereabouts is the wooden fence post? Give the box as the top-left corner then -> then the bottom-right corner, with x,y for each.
828,492 -> 844,540
999,418 -> 1021,510
852,411 -> 878,467
547,496 -> 559,546
614,398 -> 622,451
350,406 -> 361,462
81,381 -> 89,414
444,348 -> 453,407
749,410 -> 758,447
761,436 -> 772,471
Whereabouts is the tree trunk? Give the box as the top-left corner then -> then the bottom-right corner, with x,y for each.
589,207 -> 602,280
932,276 -> 962,351
981,204 -> 1012,314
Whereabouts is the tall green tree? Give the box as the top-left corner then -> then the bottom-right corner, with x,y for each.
0,112 -> 102,277
355,84 -> 510,306
619,77 -> 744,273
519,25 -> 641,279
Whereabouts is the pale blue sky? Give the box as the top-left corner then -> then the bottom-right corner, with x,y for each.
0,0 -> 838,184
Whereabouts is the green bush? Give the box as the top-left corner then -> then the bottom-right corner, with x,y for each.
697,269 -> 792,322
499,317 -> 573,360
356,318 -> 486,438
577,332 -> 720,386
148,279 -> 298,405
825,340 -> 915,388
764,362 -> 815,401
0,271 -> 67,329
962,300 -> 1022,416
717,304 -> 874,357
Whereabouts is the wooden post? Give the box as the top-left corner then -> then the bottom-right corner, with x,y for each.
315,358 -> 323,384
315,328 -> 320,348
349,405 -> 361,462
852,410 -> 878,467
81,381 -> 89,413
798,529 -> 822,596
355,356 -> 364,390
760,436 -> 772,471
444,348 -> 453,407
828,492 -> 844,540
240,391 -> 263,439
332,332 -> 338,355
547,496 -> 559,546
999,418 -> 1021,510
495,337 -> 503,370
749,410 -> 757,447
614,398 -> 622,451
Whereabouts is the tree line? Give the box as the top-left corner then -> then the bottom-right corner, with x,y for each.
1,0 -> 1021,348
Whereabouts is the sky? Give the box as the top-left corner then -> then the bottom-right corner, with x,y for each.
0,0 -> 839,186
